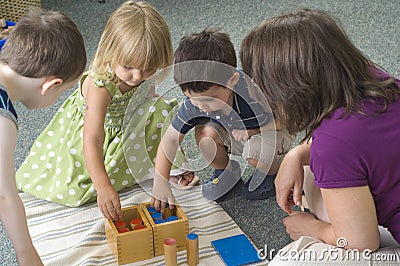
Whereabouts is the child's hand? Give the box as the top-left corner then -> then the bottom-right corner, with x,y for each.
151,175 -> 175,213
96,184 -> 122,220
232,129 -> 249,142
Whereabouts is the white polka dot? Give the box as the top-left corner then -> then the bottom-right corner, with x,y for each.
78,175 -> 84,180
69,189 -> 76,195
89,186 -> 96,193
110,160 -> 116,167
59,118 -> 64,124
56,194 -> 64,199
66,176 -> 72,183
162,110 -> 169,116
157,123 -> 163,129
149,106 -> 156,112
126,169 -> 132,174
23,173 -> 30,178
66,128 -> 71,135
80,183 -> 87,188
35,141 -> 42,148
67,111 -> 71,118
78,120 -> 84,126
40,173 -> 47,179
56,168 -> 62,174
147,146 -> 153,151
143,157 -> 148,162
113,168 -> 120,174
75,161 -> 81,167
49,151 -> 55,157
110,179 -> 116,185
134,144 -> 141,150
70,148 -> 77,155
151,134 -> 158,140
113,137 -> 121,144
57,156 -> 62,163
60,138 -> 64,143
129,156 -> 136,162
139,131 -> 145,137
145,120 -> 151,126
56,181 -> 60,187
40,155 -> 46,161
49,186 -> 54,192
46,163 -> 52,169
24,184 -> 31,189
59,107 -> 65,112
32,164 -> 39,170
47,131 -> 54,137
29,151 -> 37,156
129,133 -> 136,140
122,180 -> 128,186
47,143 -> 52,149
138,108 -> 144,115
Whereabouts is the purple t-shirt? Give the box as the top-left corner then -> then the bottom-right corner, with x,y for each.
310,72 -> 400,244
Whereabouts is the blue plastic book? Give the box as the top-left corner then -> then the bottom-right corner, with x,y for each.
211,234 -> 262,266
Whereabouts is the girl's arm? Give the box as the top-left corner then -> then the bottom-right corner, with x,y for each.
0,117 -> 43,266
82,78 -> 120,220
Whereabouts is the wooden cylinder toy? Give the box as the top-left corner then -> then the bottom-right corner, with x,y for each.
186,233 -> 199,265
163,238 -> 177,266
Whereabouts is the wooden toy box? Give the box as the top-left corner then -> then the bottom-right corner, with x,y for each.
105,206 -> 153,265
141,202 -> 189,256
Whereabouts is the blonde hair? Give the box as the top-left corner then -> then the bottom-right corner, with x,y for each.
90,1 -> 172,83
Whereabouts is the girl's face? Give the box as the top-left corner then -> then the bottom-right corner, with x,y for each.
114,64 -> 156,87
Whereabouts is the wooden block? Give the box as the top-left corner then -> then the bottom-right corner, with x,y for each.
141,202 -> 189,256
105,206 -> 154,265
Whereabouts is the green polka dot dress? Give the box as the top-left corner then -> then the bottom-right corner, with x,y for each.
16,73 -> 182,207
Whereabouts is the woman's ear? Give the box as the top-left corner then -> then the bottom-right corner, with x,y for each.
227,72 -> 240,88
41,77 -> 63,95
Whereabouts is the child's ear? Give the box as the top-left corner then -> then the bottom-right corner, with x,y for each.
227,72 -> 240,88
41,77 -> 63,95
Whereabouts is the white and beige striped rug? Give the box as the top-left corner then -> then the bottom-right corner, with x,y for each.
22,180 -> 264,265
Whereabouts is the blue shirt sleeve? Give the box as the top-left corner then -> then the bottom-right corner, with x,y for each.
171,99 -> 208,134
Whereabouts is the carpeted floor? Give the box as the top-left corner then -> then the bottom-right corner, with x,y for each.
1,0 -> 399,265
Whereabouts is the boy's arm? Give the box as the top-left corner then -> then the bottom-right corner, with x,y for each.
0,117 -> 43,266
151,124 -> 184,212
82,80 -> 120,220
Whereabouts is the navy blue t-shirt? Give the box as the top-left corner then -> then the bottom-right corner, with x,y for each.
0,86 -> 18,126
171,74 -> 271,134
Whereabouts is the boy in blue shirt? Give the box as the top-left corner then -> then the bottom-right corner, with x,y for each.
151,28 -> 293,211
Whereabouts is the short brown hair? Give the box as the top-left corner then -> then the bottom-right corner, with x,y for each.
240,9 -> 399,140
0,7 -> 86,82
174,28 -> 237,93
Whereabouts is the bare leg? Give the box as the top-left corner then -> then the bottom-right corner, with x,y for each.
195,125 -> 229,170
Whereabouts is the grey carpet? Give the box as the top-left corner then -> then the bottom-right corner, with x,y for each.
1,0 -> 399,265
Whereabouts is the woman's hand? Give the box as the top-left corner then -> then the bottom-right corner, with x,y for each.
282,211 -> 320,241
275,142 -> 310,214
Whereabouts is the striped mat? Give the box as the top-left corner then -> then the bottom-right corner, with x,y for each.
22,181 -> 264,265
